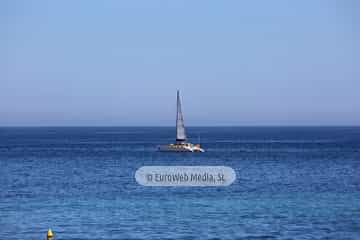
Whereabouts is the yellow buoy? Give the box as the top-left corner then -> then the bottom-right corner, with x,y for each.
47,228 -> 53,239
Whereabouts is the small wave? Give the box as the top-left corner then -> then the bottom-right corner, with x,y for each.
96,131 -> 147,135
204,147 -> 346,153
214,139 -> 338,144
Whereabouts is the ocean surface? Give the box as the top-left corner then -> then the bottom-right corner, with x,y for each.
1,127 -> 360,240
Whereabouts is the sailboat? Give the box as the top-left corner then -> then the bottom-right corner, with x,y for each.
158,91 -> 205,152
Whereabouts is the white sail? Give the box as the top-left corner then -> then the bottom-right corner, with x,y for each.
176,90 -> 186,142
157,90 -> 204,152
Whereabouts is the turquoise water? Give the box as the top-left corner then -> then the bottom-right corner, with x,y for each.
1,127 -> 360,239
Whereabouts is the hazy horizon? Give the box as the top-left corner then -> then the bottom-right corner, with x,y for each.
1,125 -> 359,127
2,1 -> 359,126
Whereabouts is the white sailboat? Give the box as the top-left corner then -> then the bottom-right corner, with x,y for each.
158,91 -> 204,152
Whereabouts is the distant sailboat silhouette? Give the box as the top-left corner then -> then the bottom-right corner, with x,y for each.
158,91 -> 204,152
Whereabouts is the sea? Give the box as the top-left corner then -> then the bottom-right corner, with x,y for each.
0,127 -> 360,240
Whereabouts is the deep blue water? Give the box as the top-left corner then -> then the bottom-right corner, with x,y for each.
1,127 -> 360,240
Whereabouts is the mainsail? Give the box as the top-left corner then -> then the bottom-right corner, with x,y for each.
176,90 -> 187,142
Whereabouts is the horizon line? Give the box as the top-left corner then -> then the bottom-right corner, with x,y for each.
0,125 -> 359,128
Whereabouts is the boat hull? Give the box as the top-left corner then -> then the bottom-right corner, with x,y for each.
158,143 -> 204,152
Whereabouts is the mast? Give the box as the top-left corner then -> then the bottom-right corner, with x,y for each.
176,90 -> 187,143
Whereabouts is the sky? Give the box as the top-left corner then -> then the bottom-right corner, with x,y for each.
1,1 -> 359,126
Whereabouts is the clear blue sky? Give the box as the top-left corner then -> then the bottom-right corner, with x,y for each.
1,1 -> 359,126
